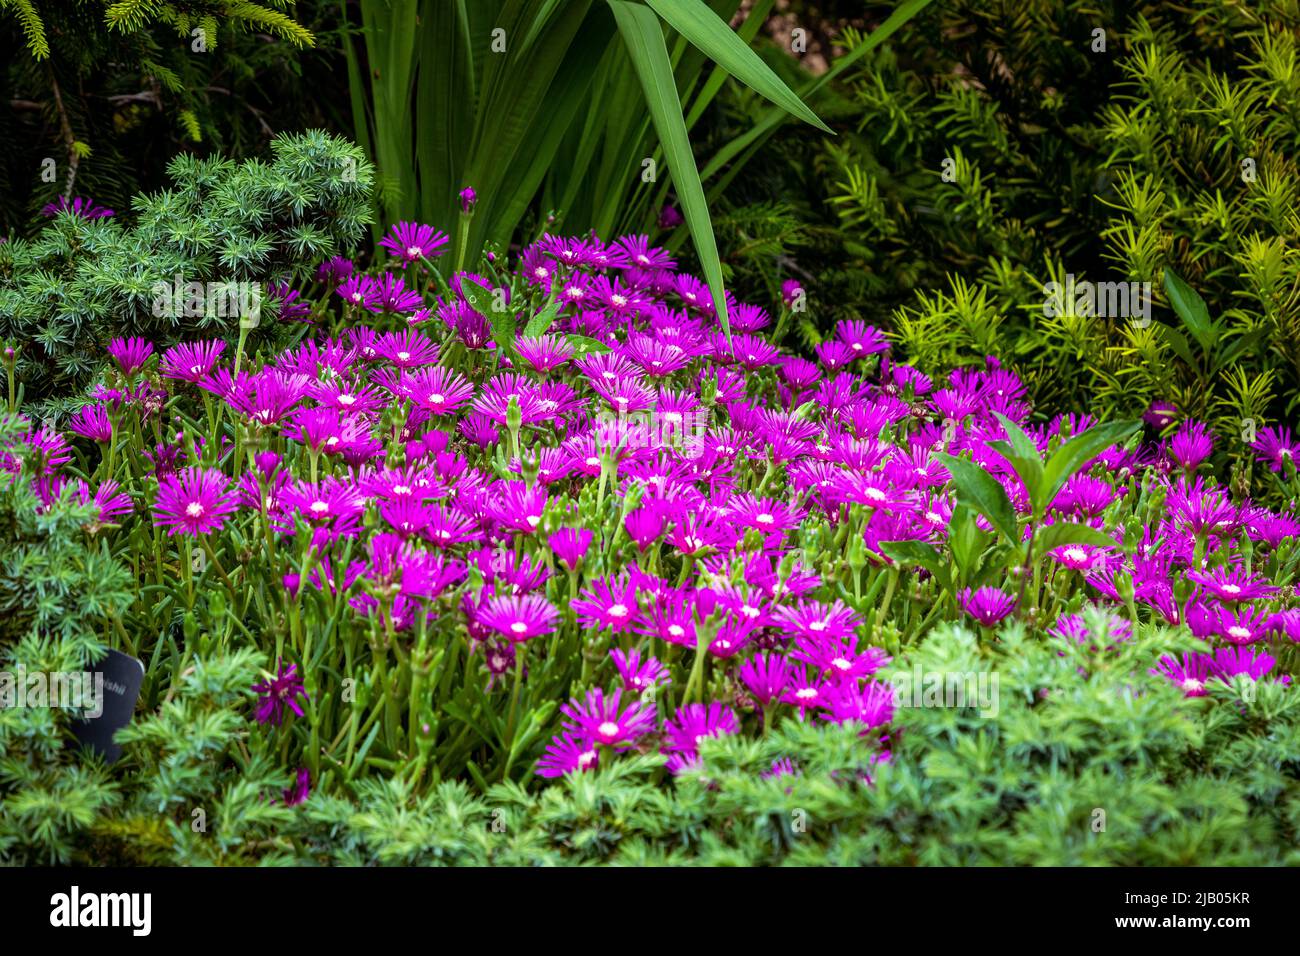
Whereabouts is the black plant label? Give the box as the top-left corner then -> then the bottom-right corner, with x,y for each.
70,649 -> 145,765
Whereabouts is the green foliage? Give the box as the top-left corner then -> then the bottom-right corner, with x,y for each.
0,130 -> 374,403
10,617 -> 1296,865
721,1 -> 1300,443
0,1 -> 345,235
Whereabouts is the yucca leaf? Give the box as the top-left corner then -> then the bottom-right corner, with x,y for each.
645,0 -> 829,131
609,0 -> 731,341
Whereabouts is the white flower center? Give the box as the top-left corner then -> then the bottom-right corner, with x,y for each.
510,621 -> 528,635
1227,626 -> 1251,641
185,502 -> 205,518
668,625 -> 685,637
310,501 -> 329,515
608,604 -> 629,618
597,721 -> 620,738
406,245 -> 423,258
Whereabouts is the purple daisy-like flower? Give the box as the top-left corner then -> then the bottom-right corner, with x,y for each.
1169,419 -> 1214,471
1185,564 -> 1279,602
572,574 -> 640,633
379,221 -> 450,264
42,195 -> 114,218
1151,652 -> 1214,697
281,768 -> 311,806
252,662 -> 309,726
610,648 -> 670,693
536,732 -> 600,778
160,340 -> 227,384
560,687 -> 655,747
738,652 -> 792,706
107,337 -> 154,376
476,593 -> 559,642
662,701 -> 738,755
548,527 -> 593,570
68,403 -> 113,442
819,680 -> 895,731
1250,425 -> 1300,473
152,466 -> 236,536
959,587 -> 1017,627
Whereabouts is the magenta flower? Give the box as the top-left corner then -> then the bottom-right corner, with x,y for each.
560,688 -> 655,746
282,768 -> 311,806
610,648 -> 670,693
160,340 -> 227,383
1250,426 -> 1300,473
107,337 -> 154,376
572,575 -> 640,633
537,733 -> 599,778
1151,652 -> 1213,697
959,587 -> 1016,627
68,403 -> 113,442
42,195 -> 114,218
379,221 -> 450,264
1185,564 -> 1279,602
1169,420 -> 1214,470
548,527 -> 592,570
459,187 -> 477,214
252,662 -> 309,726
662,701 -> 738,755
153,466 -> 237,536
820,680 -> 895,732
476,593 -> 559,642
738,652 -> 792,706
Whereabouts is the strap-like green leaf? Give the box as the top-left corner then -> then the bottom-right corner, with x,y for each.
608,0 -> 731,342
644,0 -> 830,132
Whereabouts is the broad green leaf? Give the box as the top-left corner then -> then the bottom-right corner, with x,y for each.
609,0 -> 731,341
947,504 -> 987,582
1041,420 -> 1141,508
879,540 -> 951,590
1034,522 -> 1118,557
1163,268 -> 1217,353
522,298 -> 562,337
644,0 -> 830,132
566,334 -> 611,355
991,412 -> 1045,515
936,452 -> 1020,545
459,279 -> 516,356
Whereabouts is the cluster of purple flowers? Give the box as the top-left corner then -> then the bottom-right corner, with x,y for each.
8,212 -> 1299,793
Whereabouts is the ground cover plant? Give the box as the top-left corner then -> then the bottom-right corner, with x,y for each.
3,160 -> 1300,864
3,1 -> 1300,872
